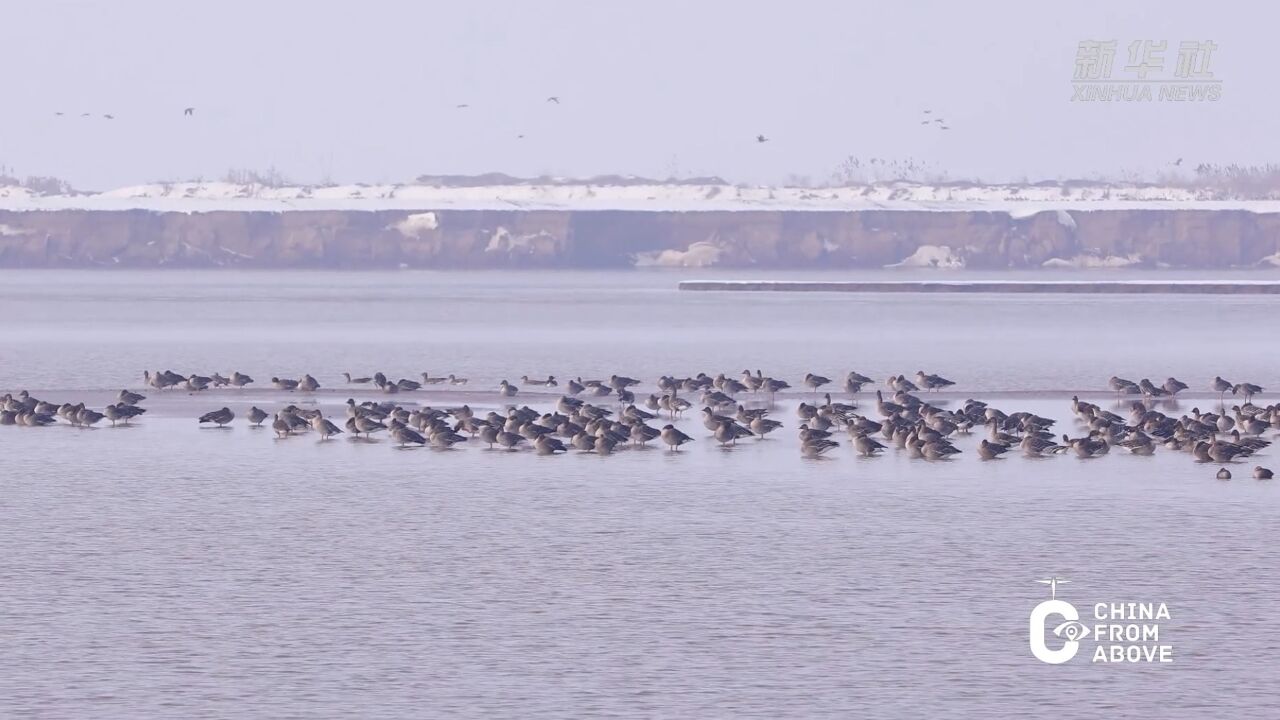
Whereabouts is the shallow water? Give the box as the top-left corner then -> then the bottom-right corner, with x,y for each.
3,270 -> 1279,718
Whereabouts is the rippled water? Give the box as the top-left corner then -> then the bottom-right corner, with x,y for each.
3,270 -> 1279,718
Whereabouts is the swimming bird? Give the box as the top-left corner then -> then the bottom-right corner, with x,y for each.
1254,466 -> 1273,479
344,372 -> 372,384
198,407 -> 235,427
448,375 -> 468,385
522,375 -> 557,387
498,380 -> 519,397
1217,467 -> 1232,480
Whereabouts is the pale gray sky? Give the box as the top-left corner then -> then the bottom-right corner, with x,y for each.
5,0 -> 1273,188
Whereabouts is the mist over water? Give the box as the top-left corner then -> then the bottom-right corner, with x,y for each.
3,270 -> 1279,717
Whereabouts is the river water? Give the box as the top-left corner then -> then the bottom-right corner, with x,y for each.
2,270 -> 1278,718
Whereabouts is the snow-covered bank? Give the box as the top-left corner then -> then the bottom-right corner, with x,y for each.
6,180 -> 1280,214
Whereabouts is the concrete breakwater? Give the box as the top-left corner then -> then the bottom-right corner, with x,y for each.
2,207 -> 1280,269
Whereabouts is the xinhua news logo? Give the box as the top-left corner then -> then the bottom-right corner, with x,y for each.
1029,578 -> 1173,665
1071,39 -> 1221,102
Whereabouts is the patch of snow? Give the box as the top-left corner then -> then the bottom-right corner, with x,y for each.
0,223 -> 31,236
390,212 -> 439,236
885,244 -> 966,269
1042,253 -> 1143,268
634,241 -> 722,268
1055,210 -> 1077,229
1255,251 -> 1280,267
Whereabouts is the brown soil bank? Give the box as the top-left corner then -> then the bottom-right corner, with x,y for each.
0,208 -> 1278,269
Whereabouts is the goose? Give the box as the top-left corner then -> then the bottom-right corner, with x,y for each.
343,372 -> 372,384
1233,382 -> 1263,402
117,389 -> 146,406
198,407 -> 235,427
749,415 -> 783,438
105,403 -> 146,426
522,375 -> 556,387
209,373 -> 231,387
660,425 -> 693,451
1138,379 -> 1167,397
977,439 -> 1010,460
801,438 -> 839,457
1109,376 -> 1141,396
915,371 -> 955,391
272,377 -> 299,391
1163,377 -> 1189,395
1216,467 -> 1232,480
628,422 -> 660,446
272,414 -> 293,438
448,374 -> 468,385
229,371 -> 253,388
394,378 -> 421,392
186,375 -> 212,391
247,406 -> 269,426
496,431 -> 526,450
890,375 -> 919,393
299,374 -> 320,392
1021,435 -> 1066,457
609,374 -> 640,391
1254,466 -> 1274,479
593,433 -> 618,455
804,373 -> 831,393
353,415 -> 388,437
854,433 -> 886,457
314,415 -> 344,440
498,380 -> 519,398
1212,376 -> 1233,400
921,440 -> 960,460
534,435 -> 567,455
714,420 -> 752,446
390,424 -> 427,446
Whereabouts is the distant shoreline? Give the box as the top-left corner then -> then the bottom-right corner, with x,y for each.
679,280 -> 1280,295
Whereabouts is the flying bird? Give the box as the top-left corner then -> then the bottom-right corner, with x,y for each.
54,112 -> 64,116
923,109 -> 932,114
1174,158 -> 1183,166
546,96 -> 560,104
183,107 -> 194,116
516,134 -> 525,139
940,125 -> 950,130
756,134 -> 769,143
103,114 -> 114,120
455,103 -> 469,109
80,112 -> 90,117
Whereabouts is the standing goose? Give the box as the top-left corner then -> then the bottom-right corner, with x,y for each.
804,373 -> 831,394
1212,376 -> 1233,400
1162,377 -> 1189,396
854,433 -> 886,457
247,406 -> 269,426
749,415 -> 783,438
1232,382 -> 1263,402
660,424 -> 693,451
198,407 -> 235,427
230,371 -> 254,388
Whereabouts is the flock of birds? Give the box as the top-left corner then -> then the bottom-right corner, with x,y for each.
3,368 -> 1276,479
54,107 -> 196,120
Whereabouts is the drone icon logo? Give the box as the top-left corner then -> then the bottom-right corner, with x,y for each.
1030,577 -> 1089,664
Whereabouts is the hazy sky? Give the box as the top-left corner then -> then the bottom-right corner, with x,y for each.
5,0 -> 1274,188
